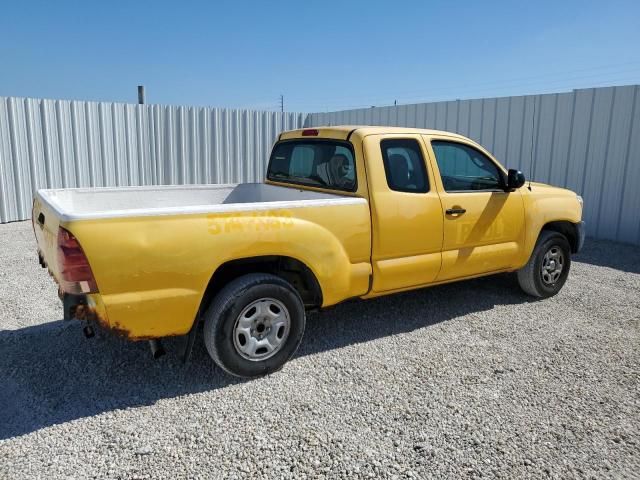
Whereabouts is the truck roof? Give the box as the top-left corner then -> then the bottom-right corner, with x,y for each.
280,125 -> 468,141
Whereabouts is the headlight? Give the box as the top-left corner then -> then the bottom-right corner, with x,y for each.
577,195 -> 583,208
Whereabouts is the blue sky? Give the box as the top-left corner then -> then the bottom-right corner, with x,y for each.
1,0 -> 639,111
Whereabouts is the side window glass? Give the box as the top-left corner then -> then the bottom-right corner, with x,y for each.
431,141 -> 502,192
380,139 -> 429,193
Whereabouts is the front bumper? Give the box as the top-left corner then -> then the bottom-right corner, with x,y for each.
575,221 -> 586,253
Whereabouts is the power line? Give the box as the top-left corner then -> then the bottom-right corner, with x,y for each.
295,81 -> 635,112
286,73 -> 640,111
284,61 -> 640,108
287,60 -> 640,105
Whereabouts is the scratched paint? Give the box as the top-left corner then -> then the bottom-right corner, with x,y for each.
207,210 -> 294,235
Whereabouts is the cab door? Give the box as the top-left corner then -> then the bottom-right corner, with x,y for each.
364,134 -> 443,292
424,135 -> 525,281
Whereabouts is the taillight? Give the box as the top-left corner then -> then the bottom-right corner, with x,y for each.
301,129 -> 319,136
57,227 -> 98,294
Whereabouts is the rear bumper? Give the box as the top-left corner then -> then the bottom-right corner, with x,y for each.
575,221 -> 586,253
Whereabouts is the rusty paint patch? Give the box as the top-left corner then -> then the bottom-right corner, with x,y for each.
70,303 -> 108,329
70,303 -> 136,340
68,297 -> 160,342
112,321 -> 156,341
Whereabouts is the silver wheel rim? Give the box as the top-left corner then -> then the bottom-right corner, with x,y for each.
541,246 -> 565,285
232,298 -> 290,361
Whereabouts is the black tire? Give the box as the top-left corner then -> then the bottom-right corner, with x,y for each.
517,231 -> 571,298
202,273 -> 305,378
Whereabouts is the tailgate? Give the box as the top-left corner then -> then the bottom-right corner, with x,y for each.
32,193 -> 63,282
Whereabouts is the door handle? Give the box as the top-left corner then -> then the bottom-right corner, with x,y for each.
445,208 -> 466,215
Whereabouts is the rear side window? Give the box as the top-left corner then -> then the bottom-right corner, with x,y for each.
380,138 -> 429,193
268,140 -> 356,192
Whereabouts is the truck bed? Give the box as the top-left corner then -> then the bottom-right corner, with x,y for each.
36,183 -> 362,221
32,180 -> 372,338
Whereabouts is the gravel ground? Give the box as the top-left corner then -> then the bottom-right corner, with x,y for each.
0,220 -> 638,479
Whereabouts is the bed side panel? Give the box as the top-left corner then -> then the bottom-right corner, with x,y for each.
68,200 -> 372,339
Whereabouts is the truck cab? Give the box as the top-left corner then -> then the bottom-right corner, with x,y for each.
272,126 -> 583,294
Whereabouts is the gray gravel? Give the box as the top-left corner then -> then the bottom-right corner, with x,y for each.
0,220 -> 639,479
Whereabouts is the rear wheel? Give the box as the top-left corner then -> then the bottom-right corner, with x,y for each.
203,273 -> 305,378
517,231 -> 571,298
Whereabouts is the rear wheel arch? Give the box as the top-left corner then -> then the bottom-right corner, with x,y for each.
199,255 -> 323,317
203,272 -> 307,377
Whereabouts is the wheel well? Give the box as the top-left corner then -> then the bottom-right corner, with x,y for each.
200,256 -> 323,314
541,221 -> 579,253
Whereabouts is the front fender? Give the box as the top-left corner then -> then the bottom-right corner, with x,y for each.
521,186 -> 583,263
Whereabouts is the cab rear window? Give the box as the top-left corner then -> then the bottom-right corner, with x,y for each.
267,140 -> 357,192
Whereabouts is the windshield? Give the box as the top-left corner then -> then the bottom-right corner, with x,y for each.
267,140 -> 357,192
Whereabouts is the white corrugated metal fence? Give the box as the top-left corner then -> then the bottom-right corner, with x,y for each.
2,87 -> 639,245
307,85 -> 640,245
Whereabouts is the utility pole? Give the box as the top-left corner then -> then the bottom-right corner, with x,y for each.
279,94 -> 284,113
138,85 -> 145,104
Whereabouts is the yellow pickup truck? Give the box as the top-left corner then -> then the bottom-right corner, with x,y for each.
33,126 -> 584,377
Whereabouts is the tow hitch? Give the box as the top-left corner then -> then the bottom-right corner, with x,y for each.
63,294 -> 103,340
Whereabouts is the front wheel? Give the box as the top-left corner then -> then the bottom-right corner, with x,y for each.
517,231 -> 571,298
203,273 -> 306,378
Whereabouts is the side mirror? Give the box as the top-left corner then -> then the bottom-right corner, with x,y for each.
507,169 -> 526,190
